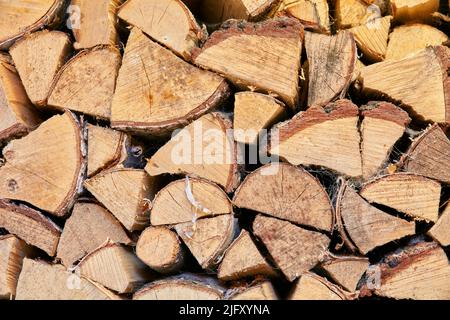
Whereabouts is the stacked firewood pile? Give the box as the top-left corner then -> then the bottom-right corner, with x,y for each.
0,0 -> 449,300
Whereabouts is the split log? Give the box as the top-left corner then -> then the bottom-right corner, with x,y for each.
9,30 -> 72,106
16,258 -> 120,300
87,124 -> 127,177
386,24 -> 448,61
360,102 -> 410,179
136,226 -> 185,274
390,0 -> 439,23
57,202 -> 132,267
357,46 -> 450,123
0,0 -> 67,50
304,31 -> 356,107
289,272 -> 354,300
360,241 -> 450,299
229,280 -> 278,300
0,235 -> 30,299
400,124 -> 450,184
336,184 -> 415,254
270,100 -> 362,177
175,215 -> 238,270
72,0 -> 123,50
47,47 -> 122,119
278,0 -> 330,33
351,58 -> 366,82
233,92 -> 287,146
428,203 -> 450,246
111,28 -> 229,136
118,0 -> 206,60
0,200 -> 61,257
360,173 -> 441,222
0,54 -> 41,142
78,241 -> 153,294
348,16 -> 392,62
253,215 -> 330,281
334,0 -> 372,29
84,168 -> 159,231
218,230 -> 275,281
151,177 -> 232,226
193,18 -> 303,110
133,274 -> 224,300
233,163 -> 334,231
320,254 -> 369,292
145,113 -> 241,193
0,112 -> 83,216
201,0 -> 281,23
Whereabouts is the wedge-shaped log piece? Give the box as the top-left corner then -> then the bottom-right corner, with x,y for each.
278,0 -> 330,33
386,24 -> 448,61
202,0 -> 280,23
361,241 -> 450,299
151,177 -> 232,226
118,0 -> 205,59
111,28 -> 229,135
48,47 -> 121,119
348,16 -> 391,62
0,0 -> 67,50
337,185 -> 415,254
401,124 -> 450,184
428,203 -> 450,246
136,226 -> 185,274
175,215 -> 238,270
218,230 -> 275,281
57,203 -> 131,267
390,0 -> 439,23
134,274 -> 224,300
0,235 -> 30,299
253,215 -> 330,281
193,18 -> 303,110
0,200 -> 61,256
358,46 -> 450,123
87,124 -> 127,177
16,259 -> 119,300
270,100 -> 362,177
335,0 -> 372,29
72,0 -> 123,49
305,31 -> 356,107
84,168 -> 158,231
320,255 -> 369,292
79,241 -> 153,294
290,272 -> 353,300
230,281 -> 278,300
0,54 -> 41,142
360,173 -> 441,222
145,113 -> 240,192
233,92 -> 287,145
0,112 -> 83,216
10,30 -> 72,106
361,102 -> 410,179
233,163 -> 333,231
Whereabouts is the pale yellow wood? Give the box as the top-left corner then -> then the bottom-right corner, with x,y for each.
218,230 -> 275,281
335,0 -> 372,28
279,0 -> 330,32
48,47 -> 122,119
145,113 -> 240,192
202,0 -> 279,22
290,272 -> 350,300
10,30 -> 72,105
233,92 -> 287,145
360,173 -> 441,222
0,112 -> 83,216
84,168 -> 159,231
151,177 -> 232,226
57,203 -> 132,267
0,235 -> 29,299
79,241 -> 152,294
428,203 -> 450,246
230,281 -> 279,300
386,24 -> 448,60
118,0 -> 205,59
320,255 -> 369,292
16,258 -> 120,300
390,0 -> 439,23
175,215 -> 238,270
